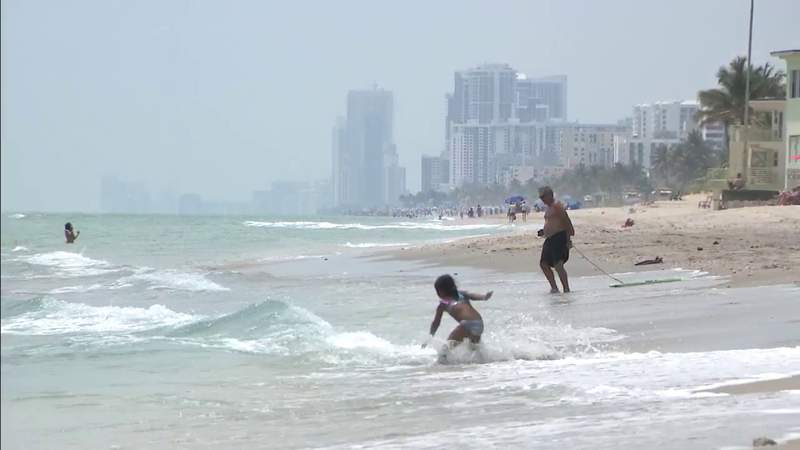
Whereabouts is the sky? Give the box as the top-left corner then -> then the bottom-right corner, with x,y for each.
1,0 -> 798,212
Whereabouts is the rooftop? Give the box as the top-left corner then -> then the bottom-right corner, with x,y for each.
770,49 -> 800,58
634,100 -> 698,107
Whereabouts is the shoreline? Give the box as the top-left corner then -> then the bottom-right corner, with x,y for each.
379,195 -> 800,288
700,375 -> 800,395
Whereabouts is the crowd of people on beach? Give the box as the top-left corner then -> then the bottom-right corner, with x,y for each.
342,204 -> 509,220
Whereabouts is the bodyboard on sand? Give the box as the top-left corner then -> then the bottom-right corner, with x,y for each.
609,277 -> 683,288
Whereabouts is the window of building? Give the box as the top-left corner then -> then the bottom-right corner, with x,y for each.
792,70 -> 800,99
790,135 -> 800,165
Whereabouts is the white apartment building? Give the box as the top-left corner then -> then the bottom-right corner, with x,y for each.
632,100 -> 699,140
447,64 -> 567,186
701,121 -> 726,148
623,100 -> 721,169
560,124 -> 629,169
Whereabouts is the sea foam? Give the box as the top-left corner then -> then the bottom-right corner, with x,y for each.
19,251 -> 118,278
1,298 -> 199,335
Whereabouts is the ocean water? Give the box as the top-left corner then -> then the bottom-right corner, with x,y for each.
1,213 -> 798,449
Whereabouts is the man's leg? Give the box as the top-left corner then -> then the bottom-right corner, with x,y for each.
540,260 -> 559,293
554,261 -> 570,293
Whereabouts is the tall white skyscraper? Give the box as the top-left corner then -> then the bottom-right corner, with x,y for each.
446,64 -> 568,186
515,74 -> 568,122
622,100 -> 725,168
632,100 -> 699,141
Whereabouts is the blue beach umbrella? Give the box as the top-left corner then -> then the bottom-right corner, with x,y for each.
504,195 -> 525,204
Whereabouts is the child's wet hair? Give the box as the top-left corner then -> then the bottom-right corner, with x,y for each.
434,274 -> 459,299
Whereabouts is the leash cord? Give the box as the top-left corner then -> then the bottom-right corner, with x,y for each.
571,244 -> 625,285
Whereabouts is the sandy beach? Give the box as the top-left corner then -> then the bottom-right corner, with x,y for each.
384,194 -> 800,288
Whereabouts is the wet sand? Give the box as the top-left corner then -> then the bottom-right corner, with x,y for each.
703,375 -> 800,395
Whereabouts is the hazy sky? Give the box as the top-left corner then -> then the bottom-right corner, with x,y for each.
2,0 -> 798,212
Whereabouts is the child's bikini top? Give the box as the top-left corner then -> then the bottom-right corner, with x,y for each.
440,291 -> 469,314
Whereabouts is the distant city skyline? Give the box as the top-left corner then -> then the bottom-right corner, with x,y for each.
2,0 -> 797,212
447,63 -> 569,186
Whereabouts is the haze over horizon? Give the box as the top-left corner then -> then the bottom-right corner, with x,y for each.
2,0 -> 797,212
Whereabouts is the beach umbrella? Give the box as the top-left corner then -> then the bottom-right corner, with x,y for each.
504,195 -> 525,204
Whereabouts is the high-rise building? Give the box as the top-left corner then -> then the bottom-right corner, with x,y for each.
100,176 -> 151,213
560,124 -> 630,169
331,117 -> 354,207
623,100 -> 722,168
447,64 -> 516,125
515,74 -> 568,122
421,153 -> 450,192
446,64 -> 567,187
632,100 -> 699,141
700,121 -> 726,148
332,87 -> 406,208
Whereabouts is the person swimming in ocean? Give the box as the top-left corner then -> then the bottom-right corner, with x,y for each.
424,274 -> 492,356
64,222 -> 80,244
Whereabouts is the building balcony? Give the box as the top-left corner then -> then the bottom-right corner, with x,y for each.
730,125 -> 782,143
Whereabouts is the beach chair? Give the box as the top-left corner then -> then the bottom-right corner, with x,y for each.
698,195 -> 712,209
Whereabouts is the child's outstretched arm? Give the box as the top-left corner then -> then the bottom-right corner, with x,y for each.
428,304 -> 445,338
464,291 -> 493,301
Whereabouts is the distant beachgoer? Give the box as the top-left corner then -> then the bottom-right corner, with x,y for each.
507,206 -> 516,223
476,204 -> 483,218
424,274 -> 493,359
728,173 -> 746,191
64,222 -> 80,244
537,186 -> 574,294
521,202 -> 529,222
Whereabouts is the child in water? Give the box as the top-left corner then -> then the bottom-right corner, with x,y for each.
64,222 -> 80,244
425,274 -> 493,353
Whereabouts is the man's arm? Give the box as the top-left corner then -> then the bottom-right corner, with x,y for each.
563,209 -> 575,237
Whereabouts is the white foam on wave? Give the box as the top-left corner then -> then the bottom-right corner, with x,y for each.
243,220 -> 506,232
8,213 -> 26,219
322,331 -> 433,365
11,246 -> 28,252
342,242 -> 410,248
122,269 -> 229,292
532,346 -> 800,403
0,299 -> 199,335
47,284 -> 105,294
19,251 -> 118,277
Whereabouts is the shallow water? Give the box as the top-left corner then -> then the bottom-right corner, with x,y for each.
2,213 -> 798,449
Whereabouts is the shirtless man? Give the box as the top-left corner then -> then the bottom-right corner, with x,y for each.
537,186 -> 574,293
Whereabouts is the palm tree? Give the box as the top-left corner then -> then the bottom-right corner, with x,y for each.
697,56 -> 785,151
651,143 -> 671,187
